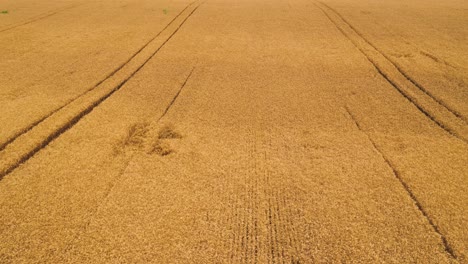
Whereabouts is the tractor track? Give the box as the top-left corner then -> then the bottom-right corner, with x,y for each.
0,1 -> 197,152
316,2 -> 468,143
0,3 -> 83,33
59,68 -> 195,255
0,1 -> 202,180
319,2 -> 466,122
344,106 -> 458,261
158,68 -> 195,121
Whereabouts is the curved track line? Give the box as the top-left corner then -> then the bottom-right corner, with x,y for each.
0,3 -> 202,180
418,50 -> 458,70
344,106 -> 458,261
0,4 -> 83,33
315,2 -> 467,143
320,2 -> 466,122
0,1 -> 197,152
58,68 -> 195,257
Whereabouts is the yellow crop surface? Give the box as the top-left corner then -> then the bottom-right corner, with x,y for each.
0,0 -> 466,262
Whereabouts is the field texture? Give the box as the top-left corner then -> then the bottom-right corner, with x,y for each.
0,0 -> 467,263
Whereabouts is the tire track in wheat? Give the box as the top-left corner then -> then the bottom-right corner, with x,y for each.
58,68 -> 196,258
318,2 -> 466,122
315,2 -> 468,143
0,1 -> 197,152
0,2 -> 203,180
0,3 -> 84,33
344,106 -> 458,260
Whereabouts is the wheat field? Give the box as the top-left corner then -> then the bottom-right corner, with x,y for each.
0,0 -> 467,263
